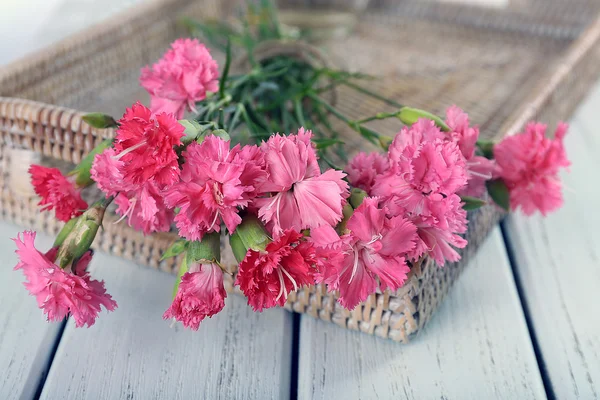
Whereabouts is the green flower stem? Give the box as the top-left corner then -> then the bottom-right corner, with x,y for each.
342,81 -> 403,109
353,111 -> 400,125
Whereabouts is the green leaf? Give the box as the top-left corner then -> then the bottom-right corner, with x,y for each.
219,40 -> 232,99
161,239 -> 189,261
229,232 -> 248,264
397,107 -> 449,132
476,139 -> 495,159
70,139 -> 113,186
210,129 -> 231,141
82,113 -> 118,129
179,119 -> 203,143
460,196 -> 487,211
312,138 -> 344,149
486,179 -> 510,212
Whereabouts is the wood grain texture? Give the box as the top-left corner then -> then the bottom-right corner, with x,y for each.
297,227 -> 546,400
0,222 -> 63,400
39,252 -> 293,400
503,81 -> 600,400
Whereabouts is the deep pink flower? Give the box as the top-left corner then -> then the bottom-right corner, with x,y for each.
444,106 -> 494,197
113,102 -> 185,187
494,122 -> 570,215
346,152 -> 389,194
256,128 -> 349,235
164,136 -> 267,241
235,230 -> 316,312
140,38 -> 219,119
29,165 -> 88,222
312,198 -> 417,310
114,182 -> 174,235
163,261 -> 226,330
13,231 -> 116,327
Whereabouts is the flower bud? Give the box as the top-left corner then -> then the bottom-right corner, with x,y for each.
82,113 -> 118,129
349,188 -> 368,209
398,107 -> 449,132
229,215 -> 271,262
54,201 -> 107,269
337,203 -> 354,234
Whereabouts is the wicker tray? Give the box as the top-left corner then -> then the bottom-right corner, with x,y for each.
1,0 -> 599,342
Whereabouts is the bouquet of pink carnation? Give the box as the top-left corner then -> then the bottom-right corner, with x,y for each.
14,2 -> 570,329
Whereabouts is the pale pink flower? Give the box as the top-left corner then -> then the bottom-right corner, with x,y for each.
444,105 -> 494,197
256,128 -> 349,235
29,165 -> 88,222
140,38 -> 219,119
494,122 -> 570,215
90,148 -> 134,197
114,182 -> 174,235
113,102 -> 185,187
13,231 -> 116,327
388,118 -> 445,161
164,136 -> 267,241
373,134 -> 468,215
312,198 -> 417,310
163,262 -> 226,330
408,194 -> 468,265
235,230 -> 316,312
346,152 -> 389,194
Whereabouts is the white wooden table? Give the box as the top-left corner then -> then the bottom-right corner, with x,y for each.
1,1 -> 599,399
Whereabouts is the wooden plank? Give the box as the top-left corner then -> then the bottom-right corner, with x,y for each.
38,250 -> 293,400
297,227 -> 546,400
502,83 -> 600,400
0,222 -> 64,400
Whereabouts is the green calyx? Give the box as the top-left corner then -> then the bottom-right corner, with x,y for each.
349,188 -> 368,209
229,215 -> 271,263
186,232 -> 221,265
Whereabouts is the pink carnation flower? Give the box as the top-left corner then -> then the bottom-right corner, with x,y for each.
372,122 -> 470,266
91,148 -> 173,235
114,102 -> 185,187
114,182 -> 174,235
140,38 -> 219,119
163,261 -> 227,330
13,231 -> 117,327
235,230 -> 316,312
373,126 -> 468,214
29,165 -> 88,222
164,136 -> 267,241
312,197 -> 417,310
346,152 -> 389,194
90,148 -> 133,197
445,106 -> 495,197
256,128 -> 349,236
409,194 -> 468,265
494,122 -> 570,216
